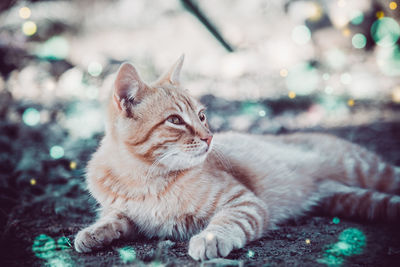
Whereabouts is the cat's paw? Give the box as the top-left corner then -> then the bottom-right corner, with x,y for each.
74,222 -> 122,253
188,231 -> 233,261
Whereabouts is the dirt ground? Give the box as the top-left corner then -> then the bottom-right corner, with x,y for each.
1,94 -> 400,267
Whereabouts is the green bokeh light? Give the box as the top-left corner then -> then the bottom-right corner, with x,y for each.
22,108 -> 40,126
292,25 -> 311,45
247,250 -> 255,258
32,234 -> 57,259
88,62 -> 103,77
350,10 -> 364,25
118,246 -> 136,264
286,63 -> 319,95
50,146 -> 64,159
318,228 -> 366,266
57,236 -> 72,250
35,36 -> 69,60
352,33 -> 367,49
371,17 -> 400,47
241,102 -> 268,117
332,217 -> 340,224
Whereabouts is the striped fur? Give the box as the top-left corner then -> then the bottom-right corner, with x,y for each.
74,57 -> 400,260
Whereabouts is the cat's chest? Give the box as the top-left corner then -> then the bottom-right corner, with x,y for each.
121,194 -> 206,239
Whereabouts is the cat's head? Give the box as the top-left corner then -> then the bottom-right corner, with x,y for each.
108,55 -> 213,172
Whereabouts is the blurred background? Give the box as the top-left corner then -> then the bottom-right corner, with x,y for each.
1,0 -> 400,266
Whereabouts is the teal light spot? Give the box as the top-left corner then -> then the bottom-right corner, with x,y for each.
317,254 -> 344,266
32,234 -> 57,259
286,63 -> 319,95
371,17 -> 400,47
350,10 -> 364,25
352,33 -> 367,49
318,228 -> 366,266
88,62 -> 103,77
22,108 -> 40,126
241,102 -> 267,117
57,237 -> 72,250
35,36 -> 69,60
50,146 -> 64,159
338,228 -> 366,255
118,246 -> 136,264
247,250 -> 255,258
332,217 -> 340,224
292,25 -> 311,45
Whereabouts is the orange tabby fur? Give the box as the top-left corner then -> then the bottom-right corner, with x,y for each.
74,56 -> 400,260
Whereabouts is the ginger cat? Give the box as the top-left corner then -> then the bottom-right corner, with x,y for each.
74,56 -> 400,260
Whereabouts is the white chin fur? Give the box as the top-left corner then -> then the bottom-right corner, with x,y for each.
159,148 -> 210,171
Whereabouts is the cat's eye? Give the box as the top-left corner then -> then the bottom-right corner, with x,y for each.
167,115 -> 184,125
199,111 -> 206,122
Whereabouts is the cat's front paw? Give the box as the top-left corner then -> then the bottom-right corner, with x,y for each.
74,222 -> 122,253
188,231 -> 233,261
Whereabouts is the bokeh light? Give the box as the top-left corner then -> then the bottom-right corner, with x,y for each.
347,99 -> 354,107
32,234 -> 56,259
288,91 -> 296,99
22,108 -> 41,126
280,68 -> 288,77
50,146 -> 64,159
30,178 -> 37,186
376,11 -> 385,19
392,86 -> 400,103
305,239 -> 311,244
118,246 -> 136,264
22,21 -> 37,36
35,36 -> 69,60
286,63 -> 319,95
371,17 -> 400,47
318,228 -> 366,266
88,62 -> 103,77
19,7 -> 31,19
292,25 -> 311,45
69,161 -> 77,170
389,2 -> 397,10
247,250 -> 255,258
332,217 -> 340,224
352,33 -> 367,49
350,10 -> 364,25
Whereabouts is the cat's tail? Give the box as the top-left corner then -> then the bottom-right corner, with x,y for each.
340,145 -> 400,195
321,182 -> 400,222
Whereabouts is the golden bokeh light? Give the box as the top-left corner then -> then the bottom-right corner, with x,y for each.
280,68 -> 288,77
347,99 -> 355,106
376,11 -> 385,19
19,7 -> 31,19
30,178 -> 37,185
22,21 -> 37,36
389,2 -> 397,10
70,161 -> 77,170
392,87 -> 400,103
288,91 -> 296,99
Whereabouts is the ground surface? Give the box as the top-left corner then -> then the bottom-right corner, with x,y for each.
1,0 -> 400,266
1,94 -> 400,267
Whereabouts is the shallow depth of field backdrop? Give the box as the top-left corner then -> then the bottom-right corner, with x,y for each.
1,0 -> 400,266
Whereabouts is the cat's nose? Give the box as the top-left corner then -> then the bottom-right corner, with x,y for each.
201,135 -> 213,146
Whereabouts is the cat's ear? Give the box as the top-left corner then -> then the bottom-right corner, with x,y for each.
113,62 -> 146,114
156,54 -> 184,86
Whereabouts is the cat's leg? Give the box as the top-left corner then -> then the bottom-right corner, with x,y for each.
74,210 -> 135,253
188,190 -> 268,260
321,182 -> 400,222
